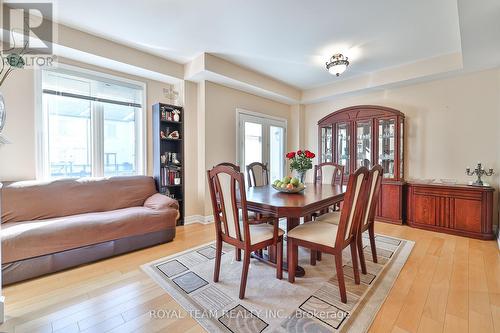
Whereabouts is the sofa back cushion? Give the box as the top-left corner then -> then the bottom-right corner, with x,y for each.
1,176 -> 157,223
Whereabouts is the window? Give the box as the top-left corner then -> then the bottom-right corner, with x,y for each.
38,66 -> 145,179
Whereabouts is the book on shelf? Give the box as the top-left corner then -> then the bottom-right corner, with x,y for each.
160,167 -> 182,187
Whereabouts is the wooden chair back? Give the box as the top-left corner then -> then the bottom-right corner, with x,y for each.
314,162 -> 344,185
246,162 -> 269,187
334,167 -> 369,248
360,165 -> 383,229
216,162 -> 240,171
207,165 -> 250,247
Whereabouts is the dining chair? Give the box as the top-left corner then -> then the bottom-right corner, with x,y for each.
314,162 -> 344,186
207,164 -> 284,299
315,165 -> 383,274
215,162 -> 247,261
309,162 -> 345,264
246,162 -> 270,187
216,162 -> 241,171
245,162 -> 276,221
246,162 -> 279,258
286,167 -> 369,303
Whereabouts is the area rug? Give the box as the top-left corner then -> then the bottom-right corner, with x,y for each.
141,232 -> 414,333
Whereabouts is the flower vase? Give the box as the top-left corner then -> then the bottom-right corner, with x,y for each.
296,170 -> 307,183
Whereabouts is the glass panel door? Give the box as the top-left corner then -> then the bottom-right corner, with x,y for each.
238,113 -> 286,185
378,118 -> 396,178
336,122 -> 350,174
243,121 -> 263,169
320,126 -> 333,162
356,120 -> 372,168
269,125 -> 285,182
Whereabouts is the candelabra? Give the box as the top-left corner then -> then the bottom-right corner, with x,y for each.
465,162 -> 494,186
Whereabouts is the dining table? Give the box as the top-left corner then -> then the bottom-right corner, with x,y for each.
245,183 -> 346,277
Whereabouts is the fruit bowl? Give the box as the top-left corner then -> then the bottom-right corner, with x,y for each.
271,184 -> 305,193
272,176 -> 305,193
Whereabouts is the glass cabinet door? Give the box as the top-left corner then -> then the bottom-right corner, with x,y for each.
336,122 -> 350,173
378,118 -> 396,178
400,118 -> 404,179
356,120 -> 372,168
320,126 -> 333,162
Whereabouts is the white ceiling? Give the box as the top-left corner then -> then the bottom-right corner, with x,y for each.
51,0 -> 462,90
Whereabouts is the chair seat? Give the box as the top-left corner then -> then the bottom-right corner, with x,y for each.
315,211 -> 340,224
287,222 -> 338,247
248,224 -> 284,245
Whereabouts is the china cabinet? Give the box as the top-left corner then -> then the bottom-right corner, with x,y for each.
318,105 -> 405,224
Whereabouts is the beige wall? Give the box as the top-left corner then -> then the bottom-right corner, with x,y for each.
304,68 -> 500,225
0,59 -> 174,181
201,81 -> 292,215
181,80 -> 204,216
0,69 -> 36,180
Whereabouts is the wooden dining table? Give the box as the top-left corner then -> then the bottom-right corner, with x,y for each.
246,183 -> 346,277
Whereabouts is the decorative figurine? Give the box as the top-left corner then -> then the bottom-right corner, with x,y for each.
160,131 -> 168,139
466,162 -> 494,186
171,152 -> 180,165
160,154 -> 167,164
172,109 -> 181,122
167,131 -> 180,139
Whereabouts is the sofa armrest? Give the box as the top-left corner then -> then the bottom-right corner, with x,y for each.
144,193 -> 179,211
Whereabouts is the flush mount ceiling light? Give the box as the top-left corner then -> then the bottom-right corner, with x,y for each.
326,53 -> 349,76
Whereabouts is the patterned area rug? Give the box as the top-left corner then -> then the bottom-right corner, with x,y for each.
142,232 -> 414,333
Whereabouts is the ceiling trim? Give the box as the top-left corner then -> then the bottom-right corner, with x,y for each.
184,53 -> 301,104
55,24 -> 185,81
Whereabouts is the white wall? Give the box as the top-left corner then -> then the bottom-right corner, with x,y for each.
304,68 -> 500,226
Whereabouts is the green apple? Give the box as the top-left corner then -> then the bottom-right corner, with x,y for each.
291,177 -> 300,186
273,179 -> 280,186
276,181 -> 283,187
298,182 -> 304,189
282,176 -> 291,184
280,183 -> 287,189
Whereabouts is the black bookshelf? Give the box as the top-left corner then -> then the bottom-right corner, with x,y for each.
153,103 -> 184,225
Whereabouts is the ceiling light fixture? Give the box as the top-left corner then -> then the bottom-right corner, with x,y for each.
326,53 -> 349,76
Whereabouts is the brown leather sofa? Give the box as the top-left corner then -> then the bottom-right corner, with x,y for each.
0,176 -> 178,285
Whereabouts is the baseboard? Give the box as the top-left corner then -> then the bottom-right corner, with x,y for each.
183,215 -> 214,225
0,296 -> 4,324
497,228 -> 500,251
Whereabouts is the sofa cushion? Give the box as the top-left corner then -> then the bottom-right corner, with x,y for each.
1,176 -> 157,223
2,206 -> 178,263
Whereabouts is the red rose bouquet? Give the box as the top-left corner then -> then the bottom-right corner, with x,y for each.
286,149 -> 316,181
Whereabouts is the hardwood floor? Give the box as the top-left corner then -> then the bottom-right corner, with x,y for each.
1,222 -> 498,333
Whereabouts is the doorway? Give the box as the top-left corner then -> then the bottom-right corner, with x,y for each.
237,111 -> 287,184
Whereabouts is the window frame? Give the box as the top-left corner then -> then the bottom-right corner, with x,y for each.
35,64 -> 147,179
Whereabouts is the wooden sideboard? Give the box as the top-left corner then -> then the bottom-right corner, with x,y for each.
406,182 -> 495,240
